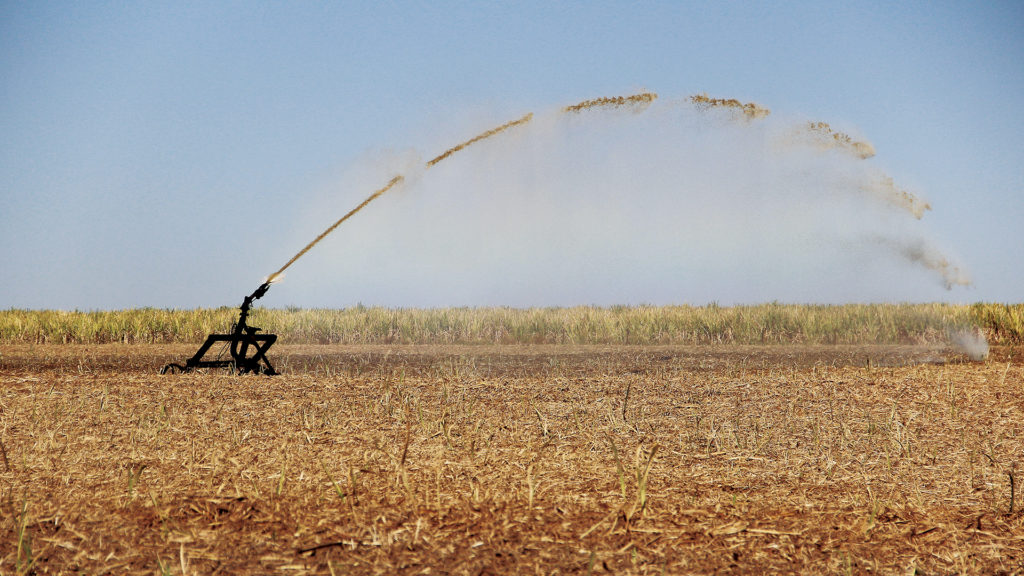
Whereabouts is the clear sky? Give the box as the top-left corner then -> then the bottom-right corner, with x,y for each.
2,1 -> 1021,309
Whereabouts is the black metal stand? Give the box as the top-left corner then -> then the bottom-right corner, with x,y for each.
161,282 -> 278,375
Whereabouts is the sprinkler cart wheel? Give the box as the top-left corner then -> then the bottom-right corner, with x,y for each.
160,363 -> 186,375
161,282 -> 279,375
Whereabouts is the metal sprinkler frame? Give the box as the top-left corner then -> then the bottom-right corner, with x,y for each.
161,282 -> 278,375
157,91 -> 669,376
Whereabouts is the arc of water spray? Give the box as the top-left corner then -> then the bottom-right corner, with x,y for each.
803,121 -> 875,159
563,92 -> 658,114
267,89 -> 957,294
690,93 -> 931,221
427,113 -> 534,167
267,92 -> 658,283
267,114 -> 535,283
689,93 -> 770,120
268,175 -> 405,283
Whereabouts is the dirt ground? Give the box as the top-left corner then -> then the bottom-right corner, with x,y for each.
1,343 -> 1022,575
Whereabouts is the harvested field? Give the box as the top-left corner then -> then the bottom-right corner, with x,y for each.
1,343 -> 1022,574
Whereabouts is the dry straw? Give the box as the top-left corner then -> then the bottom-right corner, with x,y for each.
1,343 -> 1020,573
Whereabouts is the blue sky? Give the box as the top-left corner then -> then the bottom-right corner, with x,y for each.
2,1 -> 1021,309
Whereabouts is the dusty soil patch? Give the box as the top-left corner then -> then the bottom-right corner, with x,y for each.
1,344 -> 1022,574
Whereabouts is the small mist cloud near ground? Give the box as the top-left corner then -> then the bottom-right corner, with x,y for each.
273,94 -> 973,309
948,328 -> 990,361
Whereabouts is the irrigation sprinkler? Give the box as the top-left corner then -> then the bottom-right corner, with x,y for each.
156,108 -> 543,377
157,91 -> 674,376
156,89 -> 972,376
161,282 -> 278,375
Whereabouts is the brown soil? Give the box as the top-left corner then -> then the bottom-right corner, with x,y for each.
1,344 -> 1022,574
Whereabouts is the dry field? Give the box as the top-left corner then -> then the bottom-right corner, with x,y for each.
1,343 -> 1022,575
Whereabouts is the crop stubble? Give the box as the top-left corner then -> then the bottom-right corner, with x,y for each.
1,344 -> 1022,574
